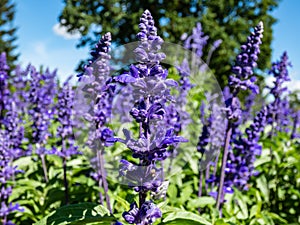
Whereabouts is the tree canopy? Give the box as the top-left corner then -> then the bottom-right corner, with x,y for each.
59,0 -> 280,87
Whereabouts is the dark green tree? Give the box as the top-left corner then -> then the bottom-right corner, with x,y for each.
59,0 -> 280,87
0,0 -> 18,67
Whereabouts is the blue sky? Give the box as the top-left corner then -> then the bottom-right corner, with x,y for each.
14,0 -> 300,88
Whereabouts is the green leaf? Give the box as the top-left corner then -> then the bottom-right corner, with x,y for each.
167,184 -> 178,201
256,175 -> 269,202
234,189 -> 248,219
187,197 -> 216,209
162,211 -> 212,225
34,203 -> 115,225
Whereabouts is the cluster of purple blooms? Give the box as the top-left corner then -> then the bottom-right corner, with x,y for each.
267,52 -> 292,135
110,10 -> 188,224
196,21 -> 266,211
1,7 -> 300,225
0,53 -> 24,225
0,54 -> 80,222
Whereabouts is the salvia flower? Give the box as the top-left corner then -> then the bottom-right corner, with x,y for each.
78,32 -> 115,212
0,52 -> 10,121
230,21 -> 264,95
28,67 -> 57,155
181,22 -> 209,58
0,122 -> 24,224
267,52 -> 291,136
216,22 -> 264,212
112,10 -> 188,224
52,79 -> 79,158
225,106 -> 268,192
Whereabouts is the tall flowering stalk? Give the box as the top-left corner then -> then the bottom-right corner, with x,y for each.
216,22 -> 264,213
267,52 -> 291,137
0,53 -> 24,225
79,32 -> 114,213
28,67 -> 57,182
0,52 -> 10,122
225,106 -> 268,192
112,10 -> 187,225
197,95 -> 226,200
51,78 -> 80,204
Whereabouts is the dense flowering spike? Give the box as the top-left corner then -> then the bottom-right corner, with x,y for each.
111,10 -> 188,224
265,52 -> 292,139
230,21 -> 264,95
78,32 -> 112,79
216,23 -> 264,213
78,32 -> 115,212
50,80 -> 79,158
11,65 -> 31,114
181,22 -> 209,58
28,67 -> 57,155
0,104 -> 25,224
269,51 -> 291,98
0,52 -> 10,121
224,106 -> 268,192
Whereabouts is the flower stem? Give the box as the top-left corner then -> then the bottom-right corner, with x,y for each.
40,154 -> 49,183
96,148 -> 104,206
198,166 -> 203,214
99,147 -> 112,214
63,157 -> 69,205
216,123 -> 232,216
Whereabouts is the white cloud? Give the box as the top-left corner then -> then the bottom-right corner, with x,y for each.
287,70 -> 300,92
52,23 -> 81,40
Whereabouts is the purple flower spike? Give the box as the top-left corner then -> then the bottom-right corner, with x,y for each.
0,52 -> 10,121
112,10 -> 187,224
230,21 -> 264,94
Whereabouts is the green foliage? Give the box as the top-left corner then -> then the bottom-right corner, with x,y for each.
34,203 -> 114,225
0,0 -> 18,67
59,0 -> 280,87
